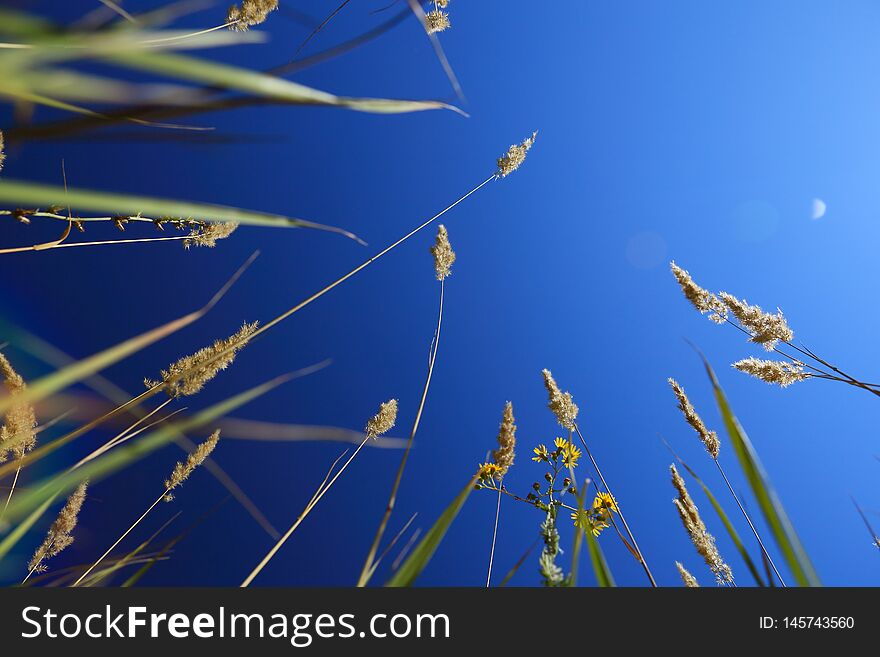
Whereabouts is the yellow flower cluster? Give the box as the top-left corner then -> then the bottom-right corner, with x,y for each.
570,492 -> 618,536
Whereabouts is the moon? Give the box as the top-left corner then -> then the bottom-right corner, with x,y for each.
811,198 -> 827,220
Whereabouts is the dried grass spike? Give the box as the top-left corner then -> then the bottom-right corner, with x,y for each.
0,353 -> 37,462
669,262 -> 727,323
497,131 -> 538,178
430,224 -> 456,280
668,378 -> 720,459
164,430 -> 220,500
28,482 -> 88,574
541,368 -> 579,430
365,399 -> 398,439
227,0 -> 278,30
719,292 -> 794,350
146,321 -> 258,398
184,222 -> 238,249
676,561 -> 700,587
491,401 -> 516,476
733,357 -> 809,388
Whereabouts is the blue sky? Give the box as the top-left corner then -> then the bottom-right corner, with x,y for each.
1,1 -> 879,586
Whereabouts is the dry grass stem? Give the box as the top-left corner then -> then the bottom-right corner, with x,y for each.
668,378 -> 720,459
164,429 -> 221,501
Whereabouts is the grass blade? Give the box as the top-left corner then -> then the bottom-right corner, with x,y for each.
385,474 -> 477,587
698,353 -> 821,586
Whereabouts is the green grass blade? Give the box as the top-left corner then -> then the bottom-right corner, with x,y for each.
106,51 -> 463,116
385,475 -> 477,587
566,479 -> 589,587
0,178 -> 362,239
699,354 -> 821,586
0,495 -> 55,564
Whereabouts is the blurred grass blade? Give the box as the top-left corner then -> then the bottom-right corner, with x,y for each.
584,523 -> 615,587
0,495 -> 55,563
2,373 -> 293,526
497,539 -> 538,587
107,51 -> 464,115
385,475 -> 477,587
0,179 -> 362,240
699,353 -> 821,587
567,478 -> 589,587
666,442 -> 766,586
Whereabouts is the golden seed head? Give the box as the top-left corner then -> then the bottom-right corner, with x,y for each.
365,399 -> 398,439
669,262 -> 727,323
718,292 -> 794,350
491,401 -> 516,476
164,430 -> 220,499
668,378 -> 720,459
227,0 -> 278,30
497,131 -> 538,178
425,9 -> 451,33
0,352 -> 37,462
542,368 -> 579,430
28,482 -> 88,574
436,0 -> 450,7
671,464 -> 733,585
0,130 -> 5,173
676,561 -> 700,587
733,357 -> 809,388
430,224 -> 456,281
184,222 -> 238,249
146,321 -> 258,398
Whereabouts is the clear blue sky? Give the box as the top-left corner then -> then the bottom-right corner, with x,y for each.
1,1 -> 878,586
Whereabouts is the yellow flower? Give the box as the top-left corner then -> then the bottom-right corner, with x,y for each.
477,462 -> 502,480
554,437 -> 568,451
561,443 -> 581,468
571,510 -> 609,537
532,444 -> 549,462
593,492 -> 618,516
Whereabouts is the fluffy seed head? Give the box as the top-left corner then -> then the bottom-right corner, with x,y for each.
497,131 -> 538,178
184,222 -> 238,249
164,430 -> 220,500
669,262 -> 727,323
542,369 -> 579,430
491,401 -> 516,476
733,357 -> 809,388
430,224 -> 456,280
719,292 -> 794,350
425,9 -> 450,33
0,353 -> 37,462
365,399 -> 398,439
28,482 -> 88,574
668,378 -> 720,459
227,0 -> 278,30
676,561 -> 700,587
436,0 -> 450,7
671,464 -> 733,585
146,322 -> 258,398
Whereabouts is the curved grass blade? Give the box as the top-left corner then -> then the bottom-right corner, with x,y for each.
665,441 -> 766,586
0,179 -> 363,240
698,353 -> 820,587
385,474 -> 477,587
497,539 -> 539,587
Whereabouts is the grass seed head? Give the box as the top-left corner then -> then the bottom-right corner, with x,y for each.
676,561 -> 700,587
227,0 -> 278,30
491,401 -> 516,476
0,130 -> 5,173
430,224 -> 456,281
164,430 -> 220,500
541,368 -> 579,430
184,222 -> 238,249
28,482 -> 88,574
365,399 -> 398,439
669,262 -> 727,323
719,292 -> 794,350
497,131 -> 538,178
146,321 -> 258,398
733,357 -> 808,388
425,9 -> 451,33
668,378 -> 720,459
0,353 -> 37,462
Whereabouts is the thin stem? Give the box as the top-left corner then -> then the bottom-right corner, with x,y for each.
1,462 -> 22,521
573,424 -> 657,587
357,278 -> 446,586
486,481 -> 503,587
241,436 -> 371,587
73,488 -> 169,587
714,459 -> 786,587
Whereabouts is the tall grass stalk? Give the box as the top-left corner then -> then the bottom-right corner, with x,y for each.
485,482 -> 502,587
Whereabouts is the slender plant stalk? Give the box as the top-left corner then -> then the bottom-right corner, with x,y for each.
714,459 -> 786,586
73,489 -> 168,586
573,424 -> 657,587
240,439 -> 371,587
357,279 -> 445,586
486,482 -> 503,587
